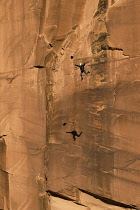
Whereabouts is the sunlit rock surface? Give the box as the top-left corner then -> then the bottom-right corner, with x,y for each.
0,0 -> 140,209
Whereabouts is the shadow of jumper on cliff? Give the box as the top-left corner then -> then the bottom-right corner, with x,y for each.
66,130 -> 83,141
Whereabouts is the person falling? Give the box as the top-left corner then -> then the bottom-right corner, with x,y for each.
66,130 -> 83,141
75,63 -> 90,80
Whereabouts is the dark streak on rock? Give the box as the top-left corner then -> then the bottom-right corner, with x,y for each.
0,135 -> 7,139
94,0 -> 108,17
49,43 -> 53,48
79,189 -> 139,209
33,65 -> 46,68
73,202 -> 89,208
1,169 -> 11,175
46,190 -> 74,201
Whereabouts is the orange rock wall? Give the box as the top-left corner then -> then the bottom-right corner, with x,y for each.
0,0 -> 140,209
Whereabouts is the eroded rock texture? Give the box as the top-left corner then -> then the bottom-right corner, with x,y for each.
0,0 -> 140,209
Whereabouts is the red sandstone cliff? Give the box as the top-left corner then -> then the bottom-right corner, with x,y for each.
0,0 -> 140,209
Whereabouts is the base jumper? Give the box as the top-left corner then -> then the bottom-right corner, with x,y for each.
75,63 -> 90,80
66,130 -> 83,141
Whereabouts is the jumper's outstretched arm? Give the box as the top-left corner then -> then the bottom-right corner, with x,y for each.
77,132 -> 83,137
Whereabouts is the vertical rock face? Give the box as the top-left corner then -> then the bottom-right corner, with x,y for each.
0,1 -> 46,209
0,0 -> 140,209
46,0 -> 140,209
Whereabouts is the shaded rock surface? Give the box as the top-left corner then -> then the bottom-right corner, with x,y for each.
0,0 -> 140,209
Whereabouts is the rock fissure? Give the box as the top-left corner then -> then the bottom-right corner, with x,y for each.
46,190 -> 75,201
78,189 -> 139,209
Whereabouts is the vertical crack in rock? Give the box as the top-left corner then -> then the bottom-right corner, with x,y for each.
88,1 -> 115,198
0,139 -> 9,209
94,0 -> 108,17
